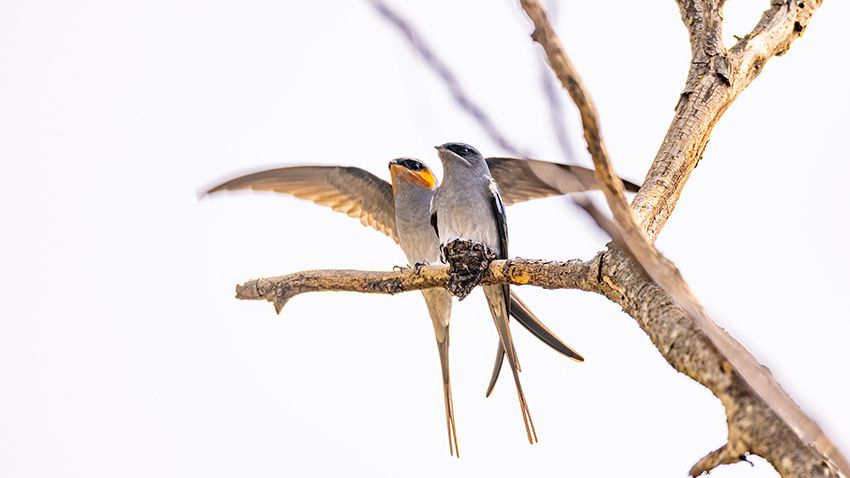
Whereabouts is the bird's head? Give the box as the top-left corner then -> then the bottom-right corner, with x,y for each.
388,158 -> 437,192
435,142 -> 484,169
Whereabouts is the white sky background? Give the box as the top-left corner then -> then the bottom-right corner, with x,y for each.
1,0 -> 848,476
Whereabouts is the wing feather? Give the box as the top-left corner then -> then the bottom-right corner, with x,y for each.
486,157 -> 641,206
206,166 -> 398,242
488,179 -> 511,316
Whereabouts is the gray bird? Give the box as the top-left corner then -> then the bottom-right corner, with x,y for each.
431,142 -> 536,444
206,156 -> 639,454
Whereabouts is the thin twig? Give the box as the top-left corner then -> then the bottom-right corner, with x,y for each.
538,0 -> 577,163
367,0 -> 531,157
519,0 -> 634,227
540,59 -> 576,162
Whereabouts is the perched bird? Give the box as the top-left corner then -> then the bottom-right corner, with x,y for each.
205,155 -> 640,454
430,142 -> 535,444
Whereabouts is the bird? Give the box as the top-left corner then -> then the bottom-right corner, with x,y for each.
430,142 -> 537,444
205,155 -> 640,454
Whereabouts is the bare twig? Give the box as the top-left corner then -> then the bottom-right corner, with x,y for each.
519,0 -> 846,476
518,0 -> 641,240
236,259 -> 592,312
367,0 -> 531,157
690,444 -> 748,477
538,0 -> 577,163
540,56 -> 576,163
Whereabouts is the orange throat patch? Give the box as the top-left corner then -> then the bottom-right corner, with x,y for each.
391,165 -> 436,191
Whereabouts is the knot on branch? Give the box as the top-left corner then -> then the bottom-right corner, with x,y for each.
235,278 -> 295,314
442,239 -> 497,299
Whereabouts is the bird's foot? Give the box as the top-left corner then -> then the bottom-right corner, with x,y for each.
443,239 -> 496,300
394,261 -> 430,275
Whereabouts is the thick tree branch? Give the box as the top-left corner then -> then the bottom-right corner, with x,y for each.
518,0 -> 845,476
634,0 -> 821,241
593,246 -> 844,478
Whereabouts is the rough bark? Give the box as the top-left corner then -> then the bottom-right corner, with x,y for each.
635,0 -> 822,241
236,259 -> 593,313
593,247 -> 842,478
517,0 -> 847,476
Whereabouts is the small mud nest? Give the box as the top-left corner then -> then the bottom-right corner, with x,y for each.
442,239 -> 496,300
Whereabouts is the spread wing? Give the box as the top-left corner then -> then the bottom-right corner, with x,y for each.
205,166 -> 398,242
485,157 -> 641,206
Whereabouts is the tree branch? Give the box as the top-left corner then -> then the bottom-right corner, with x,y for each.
517,0 -> 846,476
519,0 -> 635,230
690,443 -> 750,477
634,0 -> 822,241
592,246 -> 844,478
235,259 -> 592,312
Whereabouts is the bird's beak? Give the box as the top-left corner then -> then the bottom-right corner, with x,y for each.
414,168 -> 437,189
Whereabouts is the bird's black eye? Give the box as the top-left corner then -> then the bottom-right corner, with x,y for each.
446,143 -> 473,157
397,159 -> 423,171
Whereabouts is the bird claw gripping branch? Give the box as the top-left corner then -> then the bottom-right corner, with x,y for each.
442,239 -> 497,300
